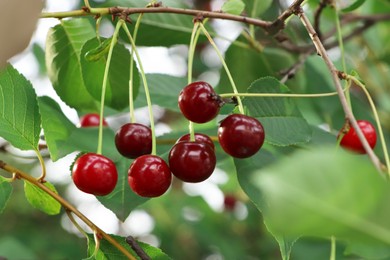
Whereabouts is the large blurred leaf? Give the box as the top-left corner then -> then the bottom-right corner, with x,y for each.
251,146 -> 390,258
81,37 -> 139,110
243,77 -> 312,146
38,96 -> 76,161
46,19 -> 97,111
97,158 -> 148,221
24,181 -> 61,215
341,0 -> 366,12
0,176 -> 12,215
0,64 -> 41,151
87,233 -> 171,259
135,74 -> 187,112
103,0 -> 207,47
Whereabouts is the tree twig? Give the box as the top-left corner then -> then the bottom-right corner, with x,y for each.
295,7 -> 384,174
0,160 -> 137,260
126,236 -> 151,260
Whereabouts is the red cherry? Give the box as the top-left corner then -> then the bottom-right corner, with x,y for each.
223,194 -> 237,212
178,81 -> 222,123
72,153 -> 118,196
115,123 -> 152,159
169,141 -> 216,183
338,120 -> 377,154
176,133 -> 215,150
80,113 -> 108,127
128,155 -> 172,197
218,114 -> 265,158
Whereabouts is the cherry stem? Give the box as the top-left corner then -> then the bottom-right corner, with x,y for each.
296,8 -> 383,174
97,20 -> 123,155
330,236 -> 336,260
35,150 -> 46,182
129,14 -> 144,123
0,160 -> 136,260
198,23 -> 245,115
122,22 -> 157,155
219,90 -> 345,99
95,16 -> 102,43
186,22 -> 201,142
347,75 -> 390,177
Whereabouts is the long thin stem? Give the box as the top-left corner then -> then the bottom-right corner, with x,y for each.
219,90 -> 343,98
97,20 -> 123,155
121,23 -> 156,155
330,236 -> 336,260
186,22 -> 201,142
129,14 -> 144,123
36,150 -> 46,182
347,75 -> 390,176
198,23 -> 245,114
296,7 -> 383,173
0,160 -> 136,260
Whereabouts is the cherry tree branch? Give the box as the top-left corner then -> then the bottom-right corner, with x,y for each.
0,160 -> 137,260
295,7 -> 384,174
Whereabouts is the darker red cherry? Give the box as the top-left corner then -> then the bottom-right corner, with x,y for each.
176,133 -> 215,150
223,194 -> 237,212
115,123 -> 152,159
80,113 -> 108,127
128,155 -> 172,197
178,81 -> 223,123
169,141 -> 216,183
338,120 -> 377,154
218,114 -> 265,158
72,153 -> 118,196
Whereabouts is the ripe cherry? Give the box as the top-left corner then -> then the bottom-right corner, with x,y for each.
115,123 -> 152,159
178,81 -> 223,123
169,141 -> 216,183
223,194 -> 237,212
176,133 -> 215,150
218,114 -> 265,158
80,113 -> 108,127
128,155 -> 172,197
72,153 -> 118,196
338,120 -> 377,154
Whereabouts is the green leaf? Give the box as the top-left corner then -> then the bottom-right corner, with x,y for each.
38,96 -> 76,161
57,127 -> 121,161
0,64 -> 41,151
45,19 -> 97,111
24,181 -> 61,215
0,176 -> 13,214
243,77 -> 312,146
222,0 -> 245,15
103,0 -> 209,47
84,38 -> 113,62
135,74 -> 187,112
235,146 -> 298,260
87,233 -> 171,259
253,146 -> 390,247
97,158 -> 148,221
341,0 -> 366,12
32,43 -> 46,75
243,0 -> 273,17
80,37 -> 138,111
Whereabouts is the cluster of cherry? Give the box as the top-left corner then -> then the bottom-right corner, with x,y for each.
71,81 -> 265,198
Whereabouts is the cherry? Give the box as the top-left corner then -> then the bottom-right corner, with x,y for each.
218,114 -> 265,158
72,153 -> 118,196
80,113 -> 108,127
223,194 -> 237,212
176,133 -> 215,150
178,81 -> 223,123
338,120 -> 377,154
115,123 -> 152,159
169,141 -> 216,183
128,155 -> 172,197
